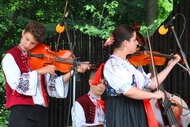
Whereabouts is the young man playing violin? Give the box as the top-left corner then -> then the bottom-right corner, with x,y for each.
1,21 -> 90,127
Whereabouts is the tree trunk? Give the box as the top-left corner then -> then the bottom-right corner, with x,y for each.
146,0 -> 158,26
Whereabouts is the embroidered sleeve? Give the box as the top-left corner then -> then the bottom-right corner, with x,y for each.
2,54 -> 38,96
46,74 -> 69,98
16,70 -> 38,95
104,59 -> 133,95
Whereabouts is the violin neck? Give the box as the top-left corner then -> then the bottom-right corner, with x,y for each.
152,52 -> 172,58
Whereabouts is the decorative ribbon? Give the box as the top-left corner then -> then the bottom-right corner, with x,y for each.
40,75 -> 48,106
143,99 -> 159,127
97,99 -> 106,113
91,63 -> 105,85
104,35 -> 115,47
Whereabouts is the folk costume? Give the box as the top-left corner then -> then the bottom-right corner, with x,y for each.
103,55 -> 157,127
2,46 -> 69,127
74,92 -> 105,127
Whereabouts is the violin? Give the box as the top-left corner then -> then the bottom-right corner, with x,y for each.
28,43 -> 95,73
127,50 -> 173,66
127,23 -> 172,66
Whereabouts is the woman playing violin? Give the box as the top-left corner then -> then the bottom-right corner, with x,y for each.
1,21 -> 90,127
103,24 -> 181,127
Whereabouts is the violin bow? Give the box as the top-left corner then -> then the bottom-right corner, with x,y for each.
146,29 -> 178,125
146,30 -> 160,91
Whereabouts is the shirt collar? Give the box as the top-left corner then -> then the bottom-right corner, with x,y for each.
88,92 -> 101,102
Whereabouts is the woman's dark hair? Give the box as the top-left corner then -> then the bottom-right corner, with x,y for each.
24,21 -> 46,43
103,24 -> 135,62
112,24 -> 135,49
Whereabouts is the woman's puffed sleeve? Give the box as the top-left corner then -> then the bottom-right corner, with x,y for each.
138,66 -> 151,89
104,59 -> 133,95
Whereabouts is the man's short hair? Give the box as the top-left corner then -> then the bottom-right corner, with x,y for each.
24,21 -> 46,43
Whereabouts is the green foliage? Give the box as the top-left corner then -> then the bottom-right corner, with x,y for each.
75,1 -> 118,39
140,0 -> 173,37
73,0 -> 147,39
0,0 -> 64,58
0,65 -> 9,127
0,0 -> 174,53
0,107 -> 9,127
158,0 -> 173,19
73,0 -> 174,38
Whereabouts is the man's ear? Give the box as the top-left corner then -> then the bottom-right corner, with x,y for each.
123,40 -> 128,46
89,80 -> 92,85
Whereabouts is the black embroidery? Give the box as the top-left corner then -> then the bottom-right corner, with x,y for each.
17,73 -> 30,93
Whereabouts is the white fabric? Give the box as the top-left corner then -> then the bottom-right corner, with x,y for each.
2,54 -> 39,95
46,74 -> 69,98
103,55 -> 151,95
72,93 -> 105,127
2,53 -> 69,106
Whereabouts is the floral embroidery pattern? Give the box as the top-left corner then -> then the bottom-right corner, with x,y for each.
48,85 -> 56,91
48,75 -> 58,91
110,56 -> 129,72
17,73 -> 30,93
97,103 -> 105,123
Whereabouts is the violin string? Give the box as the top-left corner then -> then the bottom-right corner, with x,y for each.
164,94 -> 177,125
